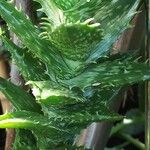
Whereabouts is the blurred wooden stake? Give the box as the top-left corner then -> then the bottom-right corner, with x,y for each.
0,56 -> 10,113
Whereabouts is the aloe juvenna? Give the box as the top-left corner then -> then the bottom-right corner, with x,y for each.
0,0 -> 149,149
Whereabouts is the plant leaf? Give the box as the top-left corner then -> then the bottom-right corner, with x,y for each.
36,0 -> 139,63
28,80 -> 86,106
42,101 -> 123,129
0,111 -> 57,131
48,23 -> 103,61
2,36 -> 49,81
13,129 -> 38,150
86,0 -> 140,63
34,0 -> 64,28
0,77 -> 41,113
0,0 -> 72,80
62,61 -> 150,90
0,111 -> 73,148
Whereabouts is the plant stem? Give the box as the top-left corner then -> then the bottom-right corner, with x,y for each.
120,133 -> 145,150
115,142 -> 129,149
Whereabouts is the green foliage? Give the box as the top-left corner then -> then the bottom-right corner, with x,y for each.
13,129 -> 38,150
0,77 -> 41,112
2,36 -> 49,81
28,81 -> 86,106
63,60 -> 150,90
48,23 -> 103,60
0,0 -> 148,149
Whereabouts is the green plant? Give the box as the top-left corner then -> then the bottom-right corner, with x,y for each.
0,0 -> 149,149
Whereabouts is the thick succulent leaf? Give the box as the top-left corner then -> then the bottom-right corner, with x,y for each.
53,0 -> 81,11
35,0 -> 106,23
42,101 -> 123,129
0,111 -> 71,148
58,0 -> 104,23
86,0 -> 140,63
2,36 -> 49,81
35,0 -> 140,65
35,0 -> 102,23
0,111 -> 61,133
0,104 -> 122,148
0,77 -> 41,113
62,61 -> 150,90
28,81 -> 122,128
85,87 -> 122,104
13,130 -> 38,150
34,0 -> 64,28
0,0 -> 72,80
39,103 -> 123,146
49,23 -> 103,61
34,0 -> 102,23
28,81 -> 86,106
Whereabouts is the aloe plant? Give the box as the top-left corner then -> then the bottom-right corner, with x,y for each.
0,0 -> 149,149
